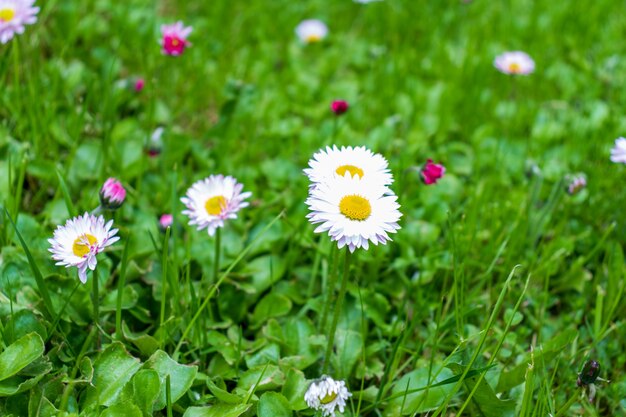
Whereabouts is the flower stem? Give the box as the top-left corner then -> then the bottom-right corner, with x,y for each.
214,228 -> 221,284
91,268 -> 100,348
322,249 -> 351,374
319,245 -> 339,333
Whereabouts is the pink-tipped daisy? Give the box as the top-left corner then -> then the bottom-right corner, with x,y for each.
99,177 -> 126,210
306,172 -> 401,252
304,145 -> 393,188
181,175 -> 251,236
295,19 -> 328,44
160,21 -> 192,56
494,51 -> 535,75
48,213 -> 120,283
0,0 -> 39,44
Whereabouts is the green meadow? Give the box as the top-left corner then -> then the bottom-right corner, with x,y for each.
1,0 -> 626,416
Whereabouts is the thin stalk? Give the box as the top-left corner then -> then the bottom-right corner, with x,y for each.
555,391 -> 580,417
92,268 -> 100,348
322,249 -> 351,375
115,234 -> 131,340
160,226 -> 171,348
213,228 -> 221,284
319,245 -> 339,333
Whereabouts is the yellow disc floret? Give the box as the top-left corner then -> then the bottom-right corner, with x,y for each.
205,195 -> 227,216
508,62 -> 521,73
339,195 -> 371,221
0,8 -> 15,22
72,234 -> 98,257
320,391 -> 338,404
335,164 -> 364,179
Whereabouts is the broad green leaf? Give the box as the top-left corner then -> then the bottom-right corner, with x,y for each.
333,329 -> 363,379
182,404 -> 252,417
82,343 -> 142,408
0,333 -> 44,382
122,323 -> 160,357
101,286 -> 139,312
2,309 -> 47,344
206,379 -> 244,405
142,350 -> 198,410
251,292 -> 292,327
386,366 -> 455,415
281,369 -> 309,411
258,392 -> 292,417
447,363 -> 515,417
238,364 -> 284,392
100,401 -> 143,417
119,369 -> 161,417
0,373 -> 47,396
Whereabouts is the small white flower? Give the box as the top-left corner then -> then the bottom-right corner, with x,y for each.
304,375 -> 351,416
610,137 -> 626,164
306,172 -> 401,252
494,51 -> 535,75
0,0 -> 39,44
304,145 -> 393,188
295,19 -> 328,44
48,213 -> 120,283
181,175 -> 251,236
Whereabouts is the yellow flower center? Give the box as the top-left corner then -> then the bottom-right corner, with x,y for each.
320,391 -> 338,405
306,34 -> 321,43
508,62 -> 521,73
335,164 -> 364,178
171,38 -> 180,46
72,234 -> 98,257
0,8 -> 15,22
205,195 -> 227,216
339,194 -> 371,221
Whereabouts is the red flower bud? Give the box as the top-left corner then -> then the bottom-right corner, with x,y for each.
331,100 -> 349,115
421,159 -> 446,185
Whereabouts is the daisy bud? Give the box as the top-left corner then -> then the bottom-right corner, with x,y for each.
159,214 -> 173,231
134,78 -> 145,92
146,126 -> 165,157
160,21 -> 192,56
421,159 -> 445,185
99,178 -> 126,210
331,100 -> 349,116
577,359 -> 601,387
566,174 -> 586,195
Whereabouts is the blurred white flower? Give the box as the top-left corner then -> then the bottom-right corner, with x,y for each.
295,19 -> 328,44
610,137 -> 626,164
304,375 -> 351,416
0,0 -> 39,43
494,51 -> 535,75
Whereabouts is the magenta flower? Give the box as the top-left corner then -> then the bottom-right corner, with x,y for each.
160,21 -> 192,56
421,159 -> 445,185
134,78 -> 145,92
159,214 -> 173,230
331,100 -> 349,116
99,178 -> 126,210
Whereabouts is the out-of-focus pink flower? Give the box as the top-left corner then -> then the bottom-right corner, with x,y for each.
567,174 -> 586,195
331,100 -> 349,116
99,178 -> 126,210
421,159 -> 445,185
160,21 -> 192,56
134,78 -> 145,92
159,214 -> 173,230
610,137 -> 626,164
494,51 -> 535,75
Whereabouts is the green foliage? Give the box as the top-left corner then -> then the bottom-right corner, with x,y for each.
1,0 -> 626,415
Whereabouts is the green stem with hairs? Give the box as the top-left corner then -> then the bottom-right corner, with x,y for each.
322,249 -> 351,375
319,245 -> 339,334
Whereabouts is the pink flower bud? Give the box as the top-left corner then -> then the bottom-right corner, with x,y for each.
421,159 -> 445,185
134,78 -> 145,92
159,214 -> 173,231
331,100 -> 349,115
99,178 -> 126,210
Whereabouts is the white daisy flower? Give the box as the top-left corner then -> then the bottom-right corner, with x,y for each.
181,175 -> 252,236
304,375 -> 351,417
295,19 -> 328,44
304,145 -> 393,188
494,51 -> 535,75
306,173 -> 401,252
0,0 -> 39,44
610,137 -> 626,164
48,213 -> 120,284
